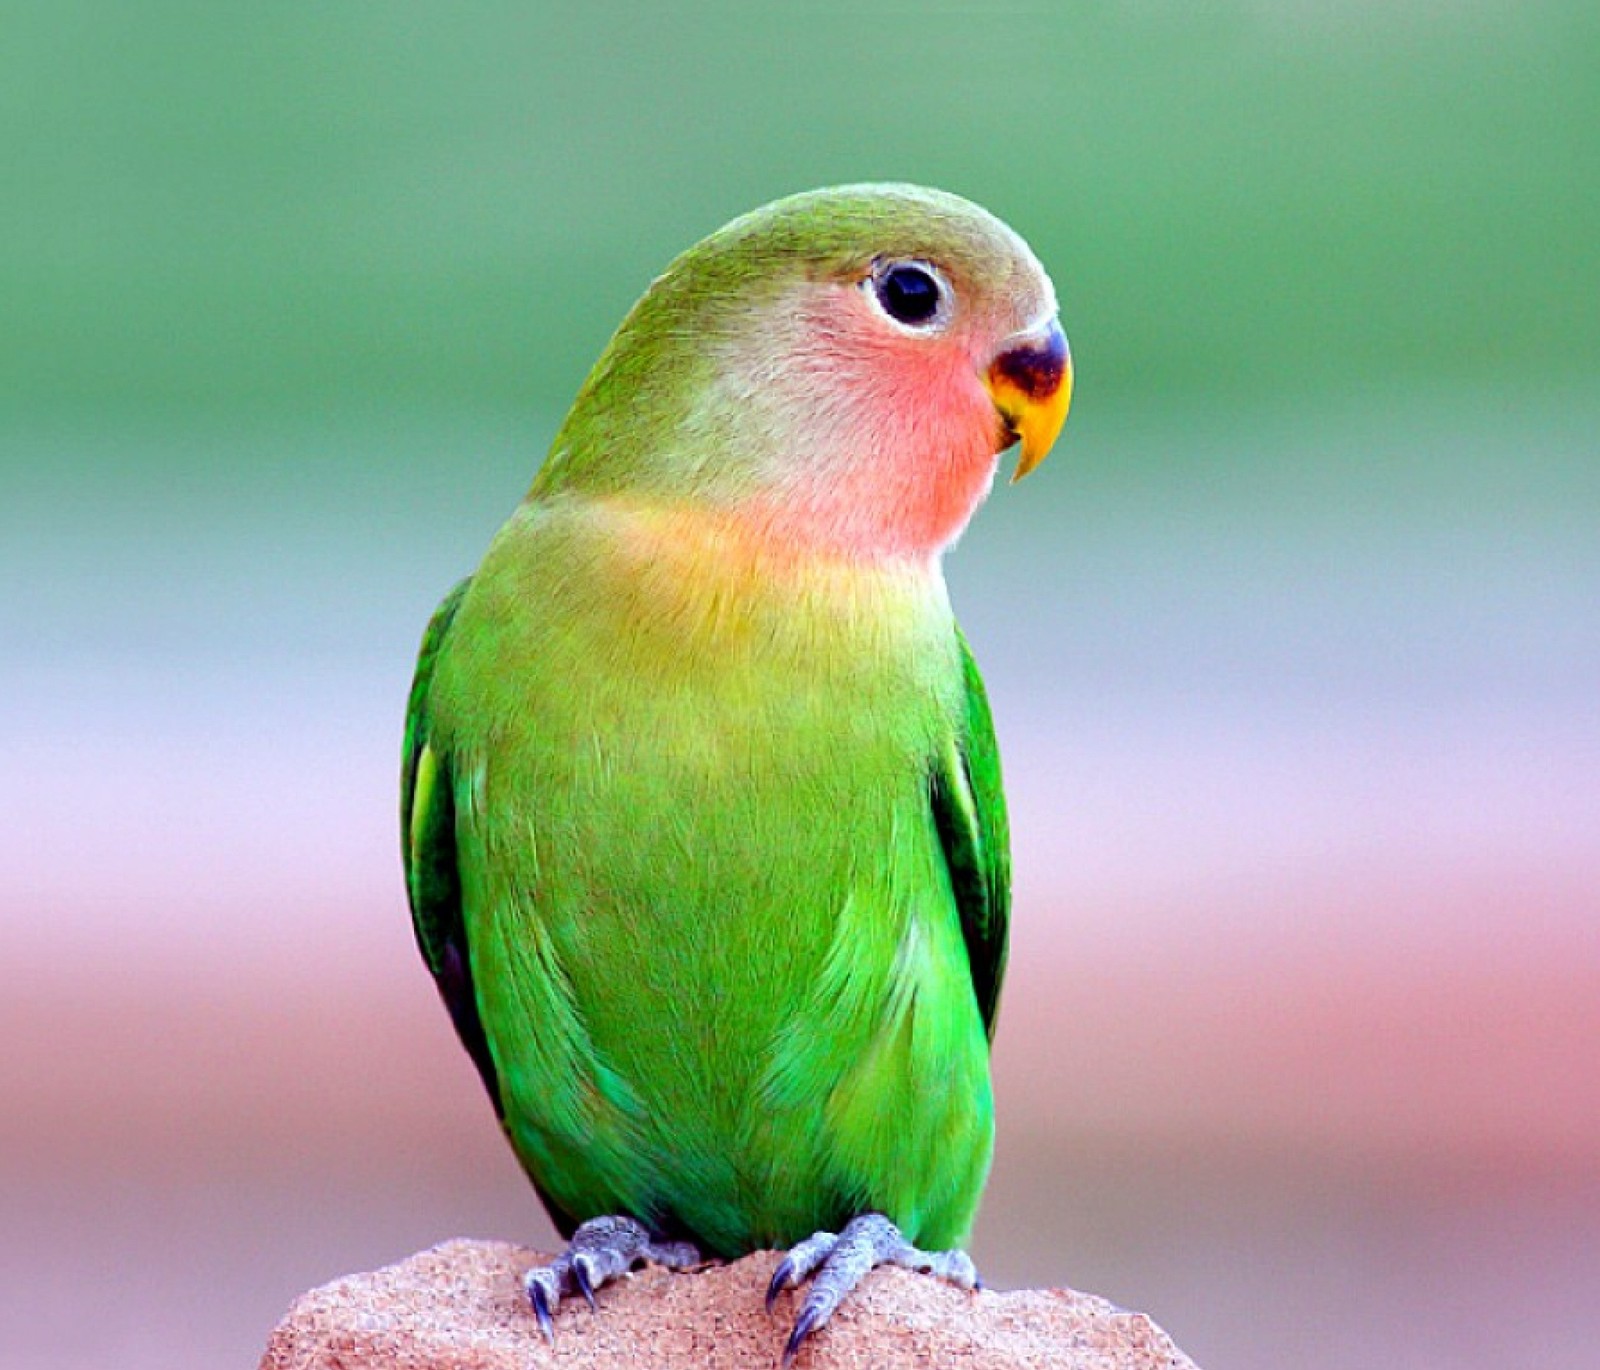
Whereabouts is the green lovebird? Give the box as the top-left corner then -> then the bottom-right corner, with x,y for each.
402,183 -> 1070,1364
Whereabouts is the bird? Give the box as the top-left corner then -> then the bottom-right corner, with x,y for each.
401,183 -> 1070,1366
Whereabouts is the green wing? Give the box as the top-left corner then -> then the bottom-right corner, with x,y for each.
400,577 -> 506,1114
930,629 -> 1012,1042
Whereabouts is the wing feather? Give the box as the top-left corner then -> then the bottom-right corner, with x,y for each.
401,578 -> 506,1113
929,629 -> 1012,1041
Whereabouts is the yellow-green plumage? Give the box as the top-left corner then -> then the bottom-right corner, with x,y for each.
403,184 -> 1058,1269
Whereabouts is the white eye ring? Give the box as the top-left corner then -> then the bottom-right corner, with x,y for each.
861,258 -> 953,333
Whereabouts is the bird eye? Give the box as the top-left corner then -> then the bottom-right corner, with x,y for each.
869,262 -> 946,329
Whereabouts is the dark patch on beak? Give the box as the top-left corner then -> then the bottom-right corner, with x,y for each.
990,322 -> 1068,400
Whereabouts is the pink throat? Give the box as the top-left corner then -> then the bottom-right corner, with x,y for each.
734,294 -> 1004,562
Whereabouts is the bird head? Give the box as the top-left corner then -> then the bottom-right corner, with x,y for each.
542,184 -> 1071,561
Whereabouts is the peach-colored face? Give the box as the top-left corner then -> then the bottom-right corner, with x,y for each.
723,254 -> 1066,561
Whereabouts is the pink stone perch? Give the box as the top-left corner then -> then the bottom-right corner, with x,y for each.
259,1238 -> 1200,1370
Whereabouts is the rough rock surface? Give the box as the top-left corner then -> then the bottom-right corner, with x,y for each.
260,1238 -> 1200,1369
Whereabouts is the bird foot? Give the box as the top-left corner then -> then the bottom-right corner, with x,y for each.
523,1215 -> 700,1342
765,1212 -> 980,1368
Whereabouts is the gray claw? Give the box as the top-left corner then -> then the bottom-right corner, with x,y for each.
781,1302 -> 823,1370
521,1214 -> 701,1340
572,1254 -> 598,1311
528,1279 -> 555,1343
770,1213 -> 981,1366
765,1256 -> 795,1313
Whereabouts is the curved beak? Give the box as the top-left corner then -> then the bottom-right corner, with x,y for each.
984,320 -> 1072,481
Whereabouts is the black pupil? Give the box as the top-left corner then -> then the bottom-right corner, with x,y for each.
878,265 -> 940,325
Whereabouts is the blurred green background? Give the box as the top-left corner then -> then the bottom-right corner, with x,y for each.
5,4 -> 1597,1369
